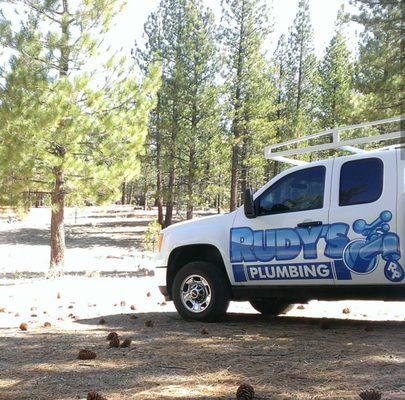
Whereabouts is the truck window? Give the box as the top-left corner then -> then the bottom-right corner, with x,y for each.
339,158 -> 383,206
256,166 -> 326,215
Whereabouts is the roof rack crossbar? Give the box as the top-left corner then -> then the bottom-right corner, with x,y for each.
265,116 -> 404,163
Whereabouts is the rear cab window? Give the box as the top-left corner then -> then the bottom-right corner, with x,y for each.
339,158 -> 384,206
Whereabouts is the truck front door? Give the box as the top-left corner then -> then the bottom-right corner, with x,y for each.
230,160 -> 334,286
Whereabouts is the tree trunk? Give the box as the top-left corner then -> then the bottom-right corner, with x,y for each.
186,147 -> 195,220
121,182 -> 126,205
230,8 -> 245,212
50,168 -> 65,271
155,95 -> 164,228
230,144 -> 239,211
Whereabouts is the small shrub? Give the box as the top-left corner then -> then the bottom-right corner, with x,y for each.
143,220 -> 162,251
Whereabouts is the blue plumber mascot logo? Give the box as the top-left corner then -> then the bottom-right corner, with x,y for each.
343,211 -> 404,282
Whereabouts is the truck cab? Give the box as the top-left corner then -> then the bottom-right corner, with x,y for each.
155,121 -> 404,321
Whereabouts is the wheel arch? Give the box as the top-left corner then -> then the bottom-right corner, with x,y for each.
167,244 -> 230,300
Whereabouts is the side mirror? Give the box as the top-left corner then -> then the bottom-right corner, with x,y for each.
244,187 -> 256,219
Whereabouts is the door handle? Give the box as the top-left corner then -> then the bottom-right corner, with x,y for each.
297,221 -> 322,228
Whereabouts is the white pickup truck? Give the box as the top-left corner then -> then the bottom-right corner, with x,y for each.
155,121 -> 404,321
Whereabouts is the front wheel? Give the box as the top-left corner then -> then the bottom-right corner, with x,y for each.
250,300 -> 293,316
172,261 -> 230,322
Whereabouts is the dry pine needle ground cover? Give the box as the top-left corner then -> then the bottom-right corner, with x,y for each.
1,307 -> 404,400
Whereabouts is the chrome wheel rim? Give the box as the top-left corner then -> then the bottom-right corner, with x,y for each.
180,274 -> 211,313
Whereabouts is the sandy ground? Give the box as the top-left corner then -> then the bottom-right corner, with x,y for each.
0,207 -> 404,400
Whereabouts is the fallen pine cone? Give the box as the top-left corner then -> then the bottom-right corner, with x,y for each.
120,338 -> 132,348
144,320 -> 154,327
130,304 -> 136,311
236,383 -> 255,400
358,389 -> 382,400
19,322 -> 28,331
319,318 -> 330,330
342,307 -> 351,314
106,332 -> 118,341
146,292 -> 151,297
201,328 -> 209,335
0,307 -> 6,313
297,304 -> 305,310
78,349 -> 96,360
43,322 -> 51,328
87,390 -> 108,400
109,337 -> 120,348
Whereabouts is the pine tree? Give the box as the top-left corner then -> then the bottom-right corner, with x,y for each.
137,0 -> 219,225
285,0 -> 319,136
319,8 -> 353,128
221,0 -> 275,211
0,1 -> 160,271
351,0 -> 403,118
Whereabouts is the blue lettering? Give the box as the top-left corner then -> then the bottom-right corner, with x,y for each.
275,228 -> 301,260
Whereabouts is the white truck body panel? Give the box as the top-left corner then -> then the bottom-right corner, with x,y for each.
156,148 -> 405,298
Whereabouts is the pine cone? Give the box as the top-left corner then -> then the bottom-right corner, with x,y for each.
109,337 -> 120,348
319,318 -> 330,330
359,389 -> 382,400
43,322 -> 51,328
19,322 -> 28,331
120,338 -> 132,348
106,332 -> 118,341
236,384 -> 255,400
145,320 -> 154,327
342,307 -> 351,314
78,349 -> 97,360
87,390 -> 107,400
201,328 -> 209,335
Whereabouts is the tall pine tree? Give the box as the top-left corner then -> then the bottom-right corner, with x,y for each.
319,9 -> 353,129
0,1 -> 160,271
351,0 -> 403,118
221,0 -> 275,211
285,0 -> 319,136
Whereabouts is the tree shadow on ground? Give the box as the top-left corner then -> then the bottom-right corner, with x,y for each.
0,225 -> 142,249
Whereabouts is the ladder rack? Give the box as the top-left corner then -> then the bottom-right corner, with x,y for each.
264,115 -> 404,165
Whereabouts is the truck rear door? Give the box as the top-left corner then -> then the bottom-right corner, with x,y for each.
328,151 -> 404,285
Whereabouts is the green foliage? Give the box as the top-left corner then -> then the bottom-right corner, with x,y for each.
0,1 -> 160,208
319,8 -> 354,128
143,220 -> 162,251
285,0 -> 319,136
351,0 -> 402,118
221,0 -> 276,208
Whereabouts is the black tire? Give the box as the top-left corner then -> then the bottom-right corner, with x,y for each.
250,299 -> 293,316
172,261 -> 230,322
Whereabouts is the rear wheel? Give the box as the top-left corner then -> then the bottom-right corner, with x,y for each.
172,261 -> 230,322
250,300 -> 293,316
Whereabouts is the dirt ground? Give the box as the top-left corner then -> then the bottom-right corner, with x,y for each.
0,207 -> 404,400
